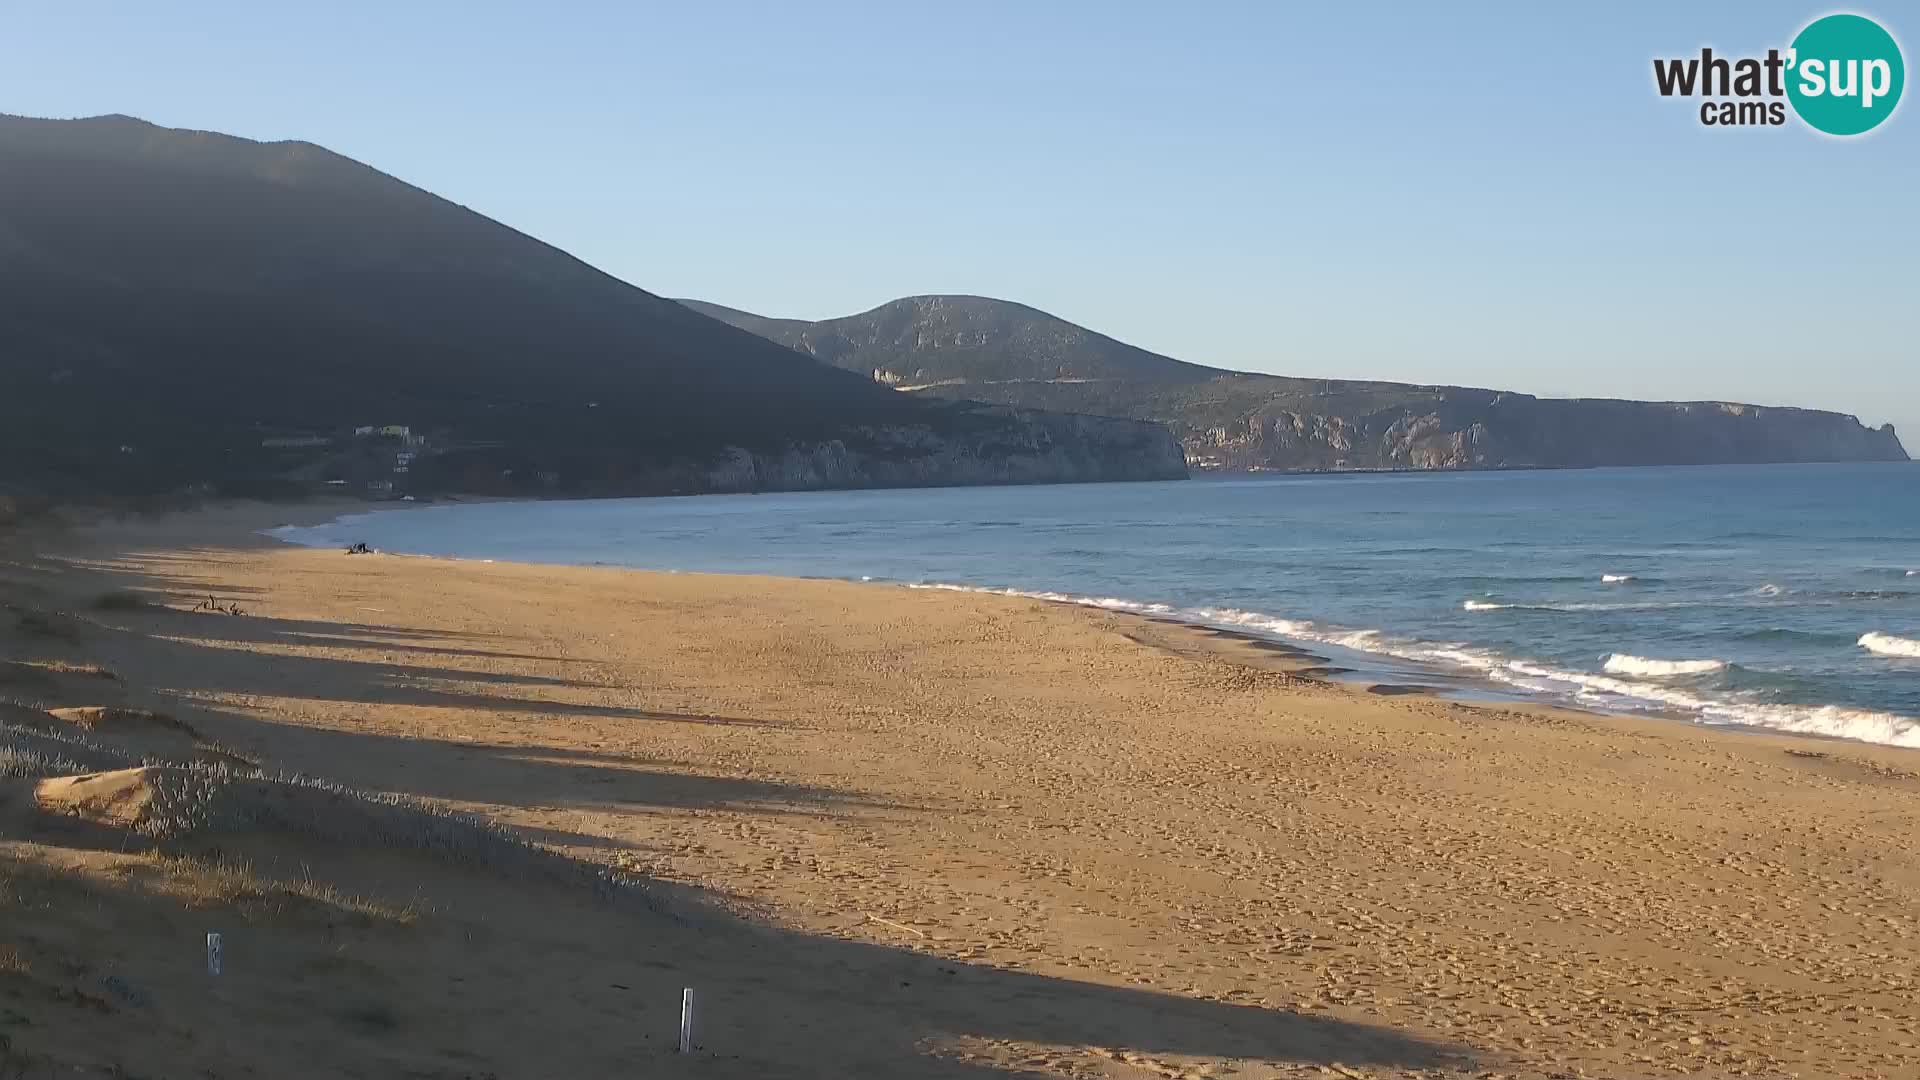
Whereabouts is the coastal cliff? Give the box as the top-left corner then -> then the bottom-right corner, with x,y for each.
1172,389 -> 1909,471
684,296 -> 1910,472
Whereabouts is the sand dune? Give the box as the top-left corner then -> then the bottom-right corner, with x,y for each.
2,502 -> 1918,1078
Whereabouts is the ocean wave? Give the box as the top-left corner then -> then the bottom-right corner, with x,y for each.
1859,632 -> 1920,659
1463,598 -> 1583,613
1475,663 -> 1920,747
1458,574 -> 1594,586
1602,654 -> 1728,677
1462,597 -> 1707,614
1737,627 -> 1856,645
1712,704 -> 1920,747
906,582 -> 1920,750
1740,584 -> 1915,605
1600,573 -> 1636,583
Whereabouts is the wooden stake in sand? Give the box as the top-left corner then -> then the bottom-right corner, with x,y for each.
206,932 -> 223,976
678,988 -> 695,1053
865,913 -> 928,939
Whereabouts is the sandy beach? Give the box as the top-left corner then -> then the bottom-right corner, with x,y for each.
4,501 -> 1919,1079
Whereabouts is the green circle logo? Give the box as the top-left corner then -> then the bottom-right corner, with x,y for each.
1787,14 -> 1905,135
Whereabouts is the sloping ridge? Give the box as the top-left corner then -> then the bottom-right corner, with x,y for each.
0,114 -> 895,465
0,115 -> 1186,497
686,296 -> 1909,471
680,294 -> 1218,385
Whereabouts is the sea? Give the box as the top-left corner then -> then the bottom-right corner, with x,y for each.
270,462 -> 1920,749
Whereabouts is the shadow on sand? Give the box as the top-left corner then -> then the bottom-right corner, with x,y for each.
0,540 -> 1483,1077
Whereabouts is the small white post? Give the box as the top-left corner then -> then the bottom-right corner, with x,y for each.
678,987 -> 695,1053
206,932 -> 223,976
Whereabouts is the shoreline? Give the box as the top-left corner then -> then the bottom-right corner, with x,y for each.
255,512 -> 1643,726
38,498 -> 1920,768
265,498 -> 1920,756
36,496 -> 1920,769
35,496 -> 1920,767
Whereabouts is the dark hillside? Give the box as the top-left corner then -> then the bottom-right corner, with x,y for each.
0,115 -> 1185,500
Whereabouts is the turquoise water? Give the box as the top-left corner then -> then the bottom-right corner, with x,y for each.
273,462 -> 1920,748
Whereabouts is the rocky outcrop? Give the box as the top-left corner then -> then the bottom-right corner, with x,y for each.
1179,390 -> 1907,471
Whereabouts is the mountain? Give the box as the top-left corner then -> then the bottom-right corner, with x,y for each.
676,296 -> 1216,386
0,115 -> 1184,504
682,296 -> 1910,471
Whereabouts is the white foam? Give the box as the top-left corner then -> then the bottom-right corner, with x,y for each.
1860,632 -> 1920,659
1602,654 -> 1727,677
1601,573 -> 1635,583
1464,597 -> 1713,614
1482,662 -> 1920,747
903,582 -> 1920,749
1909,570 -> 1919,577
1704,703 -> 1920,748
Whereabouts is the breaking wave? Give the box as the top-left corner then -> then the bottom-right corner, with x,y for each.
1462,597 -> 1707,613
1860,632 -> 1920,659
1737,627 -> 1855,646
1602,654 -> 1728,677
1601,573 -> 1636,583
1465,585 -> 1916,614
908,582 -> 1920,750
1745,582 -> 1916,602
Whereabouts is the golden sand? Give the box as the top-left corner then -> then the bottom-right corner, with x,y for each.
2,502 -> 1917,1078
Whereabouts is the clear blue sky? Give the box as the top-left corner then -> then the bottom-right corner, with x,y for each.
5,1 -> 1915,439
